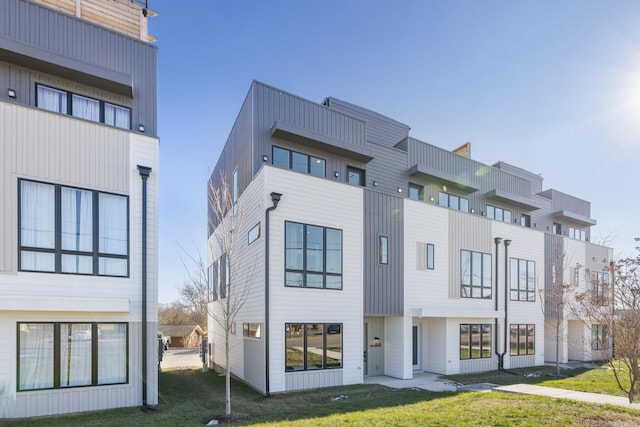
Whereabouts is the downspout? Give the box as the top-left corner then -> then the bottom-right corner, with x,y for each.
500,239 -> 511,371
137,165 -> 151,408
264,192 -> 282,397
493,237 -> 502,365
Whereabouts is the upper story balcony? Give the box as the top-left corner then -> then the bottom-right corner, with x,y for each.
29,0 -> 157,42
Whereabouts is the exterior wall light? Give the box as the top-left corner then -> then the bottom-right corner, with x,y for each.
138,124 -> 145,133
429,196 -> 435,202
397,187 -> 403,193
371,337 -> 381,347
373,181 -> 378,186
334,171 -> 339,178
262,155 -> 269,162
8,88 -> 16,98
470,208 -> 475,214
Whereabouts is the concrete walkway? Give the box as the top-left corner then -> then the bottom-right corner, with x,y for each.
366,372 -> 640,411
494,383 -> 640,410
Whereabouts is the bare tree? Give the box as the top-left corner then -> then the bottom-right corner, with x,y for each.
177,245 -> 209,327
158,301 -> 190,325
566,239 -> 640,403
207,173 -> 256,417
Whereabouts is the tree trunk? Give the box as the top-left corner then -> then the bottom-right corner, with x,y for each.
225,325 -> 231,415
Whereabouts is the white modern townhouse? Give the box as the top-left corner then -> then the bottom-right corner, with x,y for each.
207,81 -> 612,394
0,0 -> 159,418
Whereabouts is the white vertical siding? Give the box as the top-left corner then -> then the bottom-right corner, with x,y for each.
265,167 -> 364,392
384,316 -> 411,379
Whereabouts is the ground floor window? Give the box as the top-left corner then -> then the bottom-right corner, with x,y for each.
510,324 -> 535,355
459,324 -> 492,359
285,323 -> 342,371
18,322 -> 128,391
592,324 -> 608,351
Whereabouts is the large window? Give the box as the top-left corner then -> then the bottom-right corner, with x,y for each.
36,84 -> 131,130
439,192 -> 468,212
272,146 -> 325,178
460,250 -> 492,298
510,258 -> 536,302
19,180 -> 129,276
460,324 -> 492,360
510,324 -> 535,355
285,221 -> 342,289
18,322 -> 127,391
285,323 -> 342,371
592,324 -> 608,351
569,227 -> 586,241
591,271 -> 610,306
486,205 -> 512,223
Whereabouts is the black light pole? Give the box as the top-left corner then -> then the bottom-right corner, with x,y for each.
493,237 -> 502,364
499,239 -> 511,371
264,192 -> 282,396
137,165 -> 151,408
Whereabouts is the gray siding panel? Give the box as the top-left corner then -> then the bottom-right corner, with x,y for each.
366,142 -> 408,195
244,338 -> 265,392
544,234 -> 565,319
0,0 -> 157,135
324,97 -> 410,147
363,190 -> 404,316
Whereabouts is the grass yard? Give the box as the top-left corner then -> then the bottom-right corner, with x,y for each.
2,367 -> 639,426
443,363 -> 631,398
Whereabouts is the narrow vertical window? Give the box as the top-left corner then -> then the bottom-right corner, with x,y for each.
18,323 -> 55,390
232,168 -> 238,214
379,236 -> 389,265
20,181 -> 56,272
98,193 -> 129,276
60,323 -> 92,387
426,243 -> 434,270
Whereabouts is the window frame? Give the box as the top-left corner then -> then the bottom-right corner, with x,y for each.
459,323 -> 492,360
408,183 -> 423,201
36,84 -> 131,130
486,204 -> 512,223
346,166 -> 365,187
438,192 -> 469,212
248,223 -> 261,245
591,271 -> 610,306
460,249 -> 492,299
17,322 -> 128,392
592,324 -> 608,351
510,324 -> 535,356
243,322 -> 262,339
285,323 -> 342,372
271,146 -> 326,178
379,235 -> 389,265
18,179 -> 130,277
284,221 -> 343,290
509,258 -> 536,302
426,243 -> 435,270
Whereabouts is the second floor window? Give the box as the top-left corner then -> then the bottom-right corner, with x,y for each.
591,271 -> 610,305
347,166 -> 365,186
272,146 -> 325,177
569,227 -> 586,241
19,180 -> 129,276
36,84 -> 131,130
285,221 -> 342,289
460,250 -> 491,298
439,192 -> 468,212
486,205 -> 512,223
510,258 -> 536,302
408,183 -> 423,201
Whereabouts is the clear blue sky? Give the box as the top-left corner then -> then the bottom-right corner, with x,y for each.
152,1 -> 640,304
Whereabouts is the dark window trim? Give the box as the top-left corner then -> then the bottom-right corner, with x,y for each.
284,221 -> 343,290
408,183 -> 424,201
248,222 -> 261,245
460,249 -> 492,299
36,83 -> 131,130
18,179 -> 130,277
510,323 -> 535,356
16,322 -> 129,392
509,258 -> 536,302
271,146 -> 326,177
459,323 -> 492,360
285,322 -> 343,372
242,322 -> 262,339
426,243 -> 435,270
379,235 -> 389,265
346,166 -> 365,187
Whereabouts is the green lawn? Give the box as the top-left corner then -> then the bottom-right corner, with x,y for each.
443,364 -> 630,397
2,367 -> 639,426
